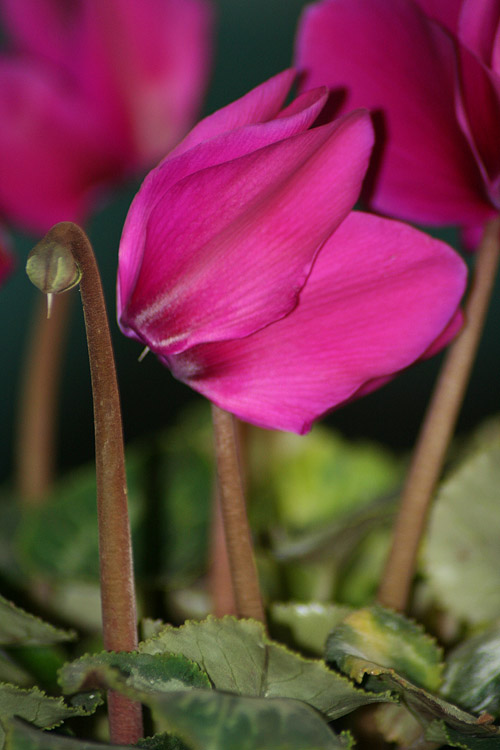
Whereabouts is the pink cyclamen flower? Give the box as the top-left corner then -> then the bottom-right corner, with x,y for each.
0,0 -> 213,233
117,71 -> 467,434
295,0 -> 500,244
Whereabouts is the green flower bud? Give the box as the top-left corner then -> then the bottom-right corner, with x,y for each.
26,239 -> 81,296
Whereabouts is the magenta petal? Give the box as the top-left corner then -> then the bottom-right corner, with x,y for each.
0,0 -> 214,231
459,0 -> 500,64
412,0 -> 462,33
295,0 -> 491,226
166,212 -> 466,434
0,228 -> 14,286
117,84 -> 330,312
169,70 -> 296,158
0,60 -> 123,232
119,110 -> 374,353
343,308 -> 464,406
78,0 -> 214,166
455,43 -> 500,191
0,0 -> 76,71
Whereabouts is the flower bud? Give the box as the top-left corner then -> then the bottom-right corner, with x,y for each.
26,238 -> 82,318
26,239 -> 81,295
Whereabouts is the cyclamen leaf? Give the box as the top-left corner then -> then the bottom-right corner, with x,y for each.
441,624 -> 500,718
325,607 -> 500,747
139,616 -> 388,719
424,441 -> 500,624
124,688 -> 343,750
325,605 -> 443,691
0,684 -> 93,750
138,733 -> 191,750
59,651 -> 210,697
0,594 -> 74,647
443,725 -> 500,750
362,672 -> 500,745
17,414 -> 211,590
61,660 -> 349,750
16,455 -> 144,583
270,602 -> 352,656
0,656 -> 31,687
6,717 -> 134,750
250,426 -> 401,530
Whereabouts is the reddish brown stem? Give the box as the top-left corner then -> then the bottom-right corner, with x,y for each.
27,222 -> 143,744
378,217 -> 500,612
210,485 -> 238,617
15,292 -> 70,503
211,405 -> 265,624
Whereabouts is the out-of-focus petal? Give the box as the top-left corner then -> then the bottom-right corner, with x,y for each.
0,0 -> 76,71
295,0 -> 491,226
412,0 -> 461,33
119,110 -> 374,352
461,222 -> 490,250
0,60 -> 123,232
459,0 -> 500,64
80,0 -> 214,165
455,43 -> 500,196
165,212 -> 466,434
0,0 -> 214,231
0,227 -> 14,286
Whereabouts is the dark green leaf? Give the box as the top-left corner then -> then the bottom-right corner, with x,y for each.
0,654 -> 32,687
59,651 -> 210,697
5,717 -> 133,750
442,624 -> 500,718
129,688 -> 343,750
0,595 -> 74,647
16,413 -> 212,591
0,684 -> 94,750
138,733 -> 191,750
325,607 -> 500,747
140,616 -> 387,719
443,724 -> 500,750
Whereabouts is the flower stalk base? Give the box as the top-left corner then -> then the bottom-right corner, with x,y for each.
211,405 -> 265,624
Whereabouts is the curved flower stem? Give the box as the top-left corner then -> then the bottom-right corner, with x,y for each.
15,292 -> 70,504
378,217 -> 500,612
27,222 -> 143,744
211,405 -> 266,625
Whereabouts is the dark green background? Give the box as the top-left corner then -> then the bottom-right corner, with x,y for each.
0,0 -> 498,483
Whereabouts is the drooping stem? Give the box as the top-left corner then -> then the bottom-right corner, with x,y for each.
15,292 -> 70,504
378,217 -> 500,612
26,222 -> 143,744
211,405 -> 265,624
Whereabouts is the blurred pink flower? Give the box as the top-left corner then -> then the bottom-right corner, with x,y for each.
295,0 -> 500,245
117,71 -> 467,434
0,0 -> 213,233
0,228 -> 13,286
